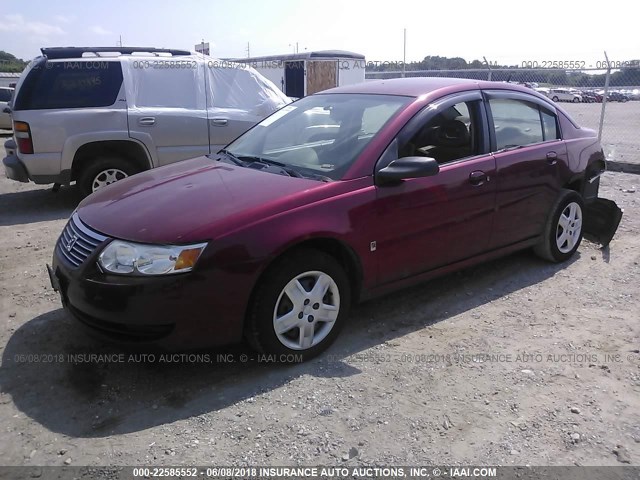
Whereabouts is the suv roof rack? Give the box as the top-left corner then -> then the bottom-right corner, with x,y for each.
41,47 -> 192,59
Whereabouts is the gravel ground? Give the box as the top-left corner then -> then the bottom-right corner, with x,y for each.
561,102 -> 640,165
0,169 -> 638,468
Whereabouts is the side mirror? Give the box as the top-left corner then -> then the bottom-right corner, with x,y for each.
2,107 -> 10,114
377,156 -> 439,184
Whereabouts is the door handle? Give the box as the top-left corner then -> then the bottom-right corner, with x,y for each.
546,151 -> 558,165
469,170 -> 488,186
211,118 -> 228,126
138,117 -> 155,126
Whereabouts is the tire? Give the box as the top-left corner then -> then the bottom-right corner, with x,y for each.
534,189 -> 585,262
245,248 -> 351,360
552,96 -> 559,102
77,156 -> 140,198
573,97 -> 580,103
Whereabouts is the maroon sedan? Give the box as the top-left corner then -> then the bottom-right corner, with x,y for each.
48,78 -> 622,359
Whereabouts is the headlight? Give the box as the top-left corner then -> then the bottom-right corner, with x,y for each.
98,240 -> 208,275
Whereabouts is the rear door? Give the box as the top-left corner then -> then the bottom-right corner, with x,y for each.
124,58 -> 209,166
205,66 -> 276,152
374,92 -> 497,284
483,90 -> 565,249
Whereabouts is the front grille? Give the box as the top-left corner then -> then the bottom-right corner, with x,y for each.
56,213 -> 108,268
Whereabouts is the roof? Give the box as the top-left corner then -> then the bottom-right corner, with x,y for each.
41,47 -> 192,59
320,77 -> 540,97
228,50 -> 365,63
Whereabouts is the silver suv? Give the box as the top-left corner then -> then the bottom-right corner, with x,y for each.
3,47 -> 289,197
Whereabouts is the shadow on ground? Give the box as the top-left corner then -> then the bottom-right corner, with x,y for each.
0,185 -> 77,226
0,250 -> 580,438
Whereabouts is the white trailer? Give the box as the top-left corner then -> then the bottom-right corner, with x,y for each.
228,50 -> 365,98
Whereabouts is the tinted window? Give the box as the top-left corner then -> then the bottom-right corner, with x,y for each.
398,101 -> 481,164
541,110 -> 559,141
14,61 -> 123,110
0,89 -> 12,102
489,98 -> 544,150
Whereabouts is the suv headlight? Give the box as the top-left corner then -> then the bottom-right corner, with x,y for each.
98,240 -> 208,275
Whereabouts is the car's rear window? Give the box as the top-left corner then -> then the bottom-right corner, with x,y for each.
14,61 -> 123,110
0,89 -> 13,102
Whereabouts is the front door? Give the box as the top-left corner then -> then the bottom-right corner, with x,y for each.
374,93 -> 497,284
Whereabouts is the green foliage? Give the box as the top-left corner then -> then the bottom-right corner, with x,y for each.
0,51 -> 27,73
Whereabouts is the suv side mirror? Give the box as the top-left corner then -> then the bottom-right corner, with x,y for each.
377,156 -> 439,184
3,106 -> 11,114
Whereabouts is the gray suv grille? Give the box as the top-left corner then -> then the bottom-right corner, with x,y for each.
56,213 -> 108,268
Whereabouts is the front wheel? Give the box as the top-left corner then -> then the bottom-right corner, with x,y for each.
534,190 -> 584,262
77,156 -> 140,198
573,97 -> 580,103
552,96 -> 559,102
245,248 -> 351,360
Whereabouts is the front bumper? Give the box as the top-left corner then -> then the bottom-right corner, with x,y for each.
49,245 -> 248,350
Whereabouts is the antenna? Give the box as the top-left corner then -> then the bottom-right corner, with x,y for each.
246,42 -> 250,58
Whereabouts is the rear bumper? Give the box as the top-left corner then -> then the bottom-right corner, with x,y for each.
3,153 -> 29,182
584,197 -> 623,247
3,150 -> 72,184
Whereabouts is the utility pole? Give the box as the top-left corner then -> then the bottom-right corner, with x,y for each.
246,42 -> 250,58
402,28 -> 406,78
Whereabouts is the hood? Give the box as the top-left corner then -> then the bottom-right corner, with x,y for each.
77,157 -> 324,244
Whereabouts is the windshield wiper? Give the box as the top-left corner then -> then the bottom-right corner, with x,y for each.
217,149 -> 244,166
237,155 -> 305,179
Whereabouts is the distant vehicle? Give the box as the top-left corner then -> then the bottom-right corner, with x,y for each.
549,88 -> 582,103
534,87 -> 550,98
581,91 -> 603,103
0,87 -> 13,129
628,89 -> 640,101
3,46 -> 290,197
607,91 -> 629,102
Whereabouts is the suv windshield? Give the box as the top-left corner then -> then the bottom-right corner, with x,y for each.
224,93 -> 410,180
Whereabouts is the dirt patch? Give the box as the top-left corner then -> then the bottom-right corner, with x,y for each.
0,173 -> 638,467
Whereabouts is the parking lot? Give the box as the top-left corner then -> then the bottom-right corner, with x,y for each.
0,105 -> 639,467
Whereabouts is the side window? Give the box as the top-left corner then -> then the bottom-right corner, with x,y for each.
0,89 -> 12,102
540,109 -> 559,141
489,98 -> 544,150
14,62 -> 123,110
398,100 -> 480,165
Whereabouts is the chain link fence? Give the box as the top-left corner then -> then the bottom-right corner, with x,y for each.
366,65 -> 640,169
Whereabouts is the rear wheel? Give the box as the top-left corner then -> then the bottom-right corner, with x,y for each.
552,96 -> 559,102
245,248 -> 351,360
77,156 -> 140,198
573,97 -> 580,103
534,190 -> 584,262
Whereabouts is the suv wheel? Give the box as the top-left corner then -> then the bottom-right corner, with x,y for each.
77,156 -> 140,198
534,189 -> 584,262
245,248 -> 351,361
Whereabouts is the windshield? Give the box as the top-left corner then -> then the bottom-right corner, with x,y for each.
224,93 -> 410,180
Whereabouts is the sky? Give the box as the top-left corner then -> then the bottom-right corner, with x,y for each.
0,0 -> 638,67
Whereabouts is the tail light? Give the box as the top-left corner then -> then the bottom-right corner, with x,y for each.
14,121 -> 34,154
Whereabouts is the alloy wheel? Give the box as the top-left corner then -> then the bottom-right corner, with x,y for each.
556,201 -> 582,253
273,270 -> 340,350
92,168 -> 128,192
